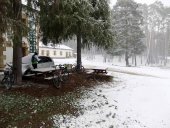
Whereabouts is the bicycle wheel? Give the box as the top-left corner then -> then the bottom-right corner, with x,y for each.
52,77 -> 61,88
1,77 -> 6,85
62,72 -> 69,81
3,77 -> 12,90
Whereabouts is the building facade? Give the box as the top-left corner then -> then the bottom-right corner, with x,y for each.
0,12 -> 31,70
0,4 -> 39,70
39,44 -> 74,59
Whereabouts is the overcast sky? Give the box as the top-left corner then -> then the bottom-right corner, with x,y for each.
110,0 -> 170,8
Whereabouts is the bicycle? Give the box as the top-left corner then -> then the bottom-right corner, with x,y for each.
59,64 -> 70,81
52,70 -> 62,88
52,64 -> 69,88
1,63 -> 14,90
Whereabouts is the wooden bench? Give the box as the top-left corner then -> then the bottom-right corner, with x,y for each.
31,67 -> 59,77
92,67 -> 108,74
23,74 -> 35,77
44,75 -> 58,80
44,72 -> 71,80
23,73 -> 43,77
86,69 -> 95,74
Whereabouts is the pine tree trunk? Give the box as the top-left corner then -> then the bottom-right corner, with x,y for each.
76,32 -> 82,71
13,37 -> 22,84
13,0 -> 22,85
103,54 -> 107,63
146,30 -> 152,65
125,52 -> 129,67
118,56 -> 121,62
135,55 -> 137,66
132,55 -> 134,65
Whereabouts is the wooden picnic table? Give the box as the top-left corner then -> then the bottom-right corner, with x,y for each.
92,67 -> 108,74
29,66 -> 70,88
29,67 -> 63,88
30,67 -> 60,78
31,67 -> 59,73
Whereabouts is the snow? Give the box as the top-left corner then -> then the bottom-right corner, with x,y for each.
110,0 -> 170,7
39,42 -> 73,50
108,73 -> 170,128
52,55 -> 170,128
22,0 -> 27,5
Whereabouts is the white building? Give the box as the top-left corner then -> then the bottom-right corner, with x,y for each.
39,43 -> 74,59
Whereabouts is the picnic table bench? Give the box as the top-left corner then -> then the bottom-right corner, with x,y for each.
25,65 -> 70,88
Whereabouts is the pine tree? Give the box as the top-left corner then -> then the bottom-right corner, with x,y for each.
111,0 -> 145,66
140,1 -> 170,65
38,0 -> 114,70
0,0 -> 24,84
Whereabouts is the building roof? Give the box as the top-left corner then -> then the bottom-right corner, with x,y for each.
39,42 -> 73,50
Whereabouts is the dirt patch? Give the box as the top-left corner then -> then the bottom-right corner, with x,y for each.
0,72 -> 112,97
0,72 -> 113,127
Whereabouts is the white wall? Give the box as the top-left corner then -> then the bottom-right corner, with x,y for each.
4,47 -> 13,64
39,47 -> 73,58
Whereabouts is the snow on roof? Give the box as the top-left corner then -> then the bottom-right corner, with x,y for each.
39,42 -> 73,50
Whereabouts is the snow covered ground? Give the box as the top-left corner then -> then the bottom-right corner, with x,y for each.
53,56 -> 170,128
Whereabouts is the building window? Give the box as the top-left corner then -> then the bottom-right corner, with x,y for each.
46,50 -> 49,56
66,52 -> 68,58
60,51 -> 62,56
41,50 -> 44,56
54,51 -> 56,56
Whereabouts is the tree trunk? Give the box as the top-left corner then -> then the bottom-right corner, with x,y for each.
103,54 -> 107,63
13,37 -> 22,84
118,56 -> 121,62
76,32 -> 82,70
125,51 -> 129,67
132,55 -> 134,65
135,55 -> 137,66
146,30 -> 152,65
13,0 -> 22,85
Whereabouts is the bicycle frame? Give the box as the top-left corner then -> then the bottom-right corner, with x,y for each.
52,64 -> 69,88
1,63 -> 14,90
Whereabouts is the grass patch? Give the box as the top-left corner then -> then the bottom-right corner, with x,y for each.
0,91 -> 82,127
0,72 -> 113,127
